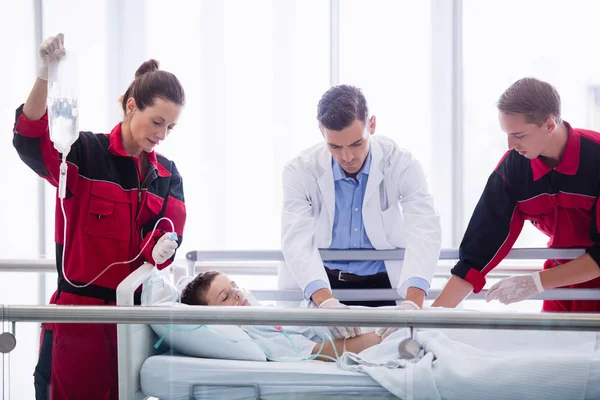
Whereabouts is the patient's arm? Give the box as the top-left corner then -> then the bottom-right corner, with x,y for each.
311,332 -> 382,362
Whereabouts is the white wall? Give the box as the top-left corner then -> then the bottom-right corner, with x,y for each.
0,1 -> 42,398
462,0 -> 600,247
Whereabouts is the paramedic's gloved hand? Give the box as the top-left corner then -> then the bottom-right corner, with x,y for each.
152,233 -> 178,265
486,272 -> 544,305
318,298 -> 362,339
375,300 -> 420,340
38,33 -> 66,80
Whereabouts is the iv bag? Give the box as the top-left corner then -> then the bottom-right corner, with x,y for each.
47,51 -> 79,155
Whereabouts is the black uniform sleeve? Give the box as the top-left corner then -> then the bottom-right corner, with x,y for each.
586,197 -> 600,268
451,153 -> 525,292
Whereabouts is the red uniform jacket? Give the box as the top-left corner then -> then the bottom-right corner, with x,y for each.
452,122 -> 600,311
13,104 -> 186,304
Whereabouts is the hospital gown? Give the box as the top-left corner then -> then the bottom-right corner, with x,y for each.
242,325 -> 331,361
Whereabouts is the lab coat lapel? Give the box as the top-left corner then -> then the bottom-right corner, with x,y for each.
363,140 -> 391,249
316,148 -> 335,246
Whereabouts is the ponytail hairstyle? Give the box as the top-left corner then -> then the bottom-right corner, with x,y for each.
120,59 -> 185,114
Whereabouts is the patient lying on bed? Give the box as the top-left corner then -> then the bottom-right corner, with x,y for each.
180,271 -> 382,362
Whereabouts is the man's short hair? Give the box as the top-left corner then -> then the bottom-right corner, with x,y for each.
497,77 -> 562,125
180,271 -> 221,306
317,84 -> 369,130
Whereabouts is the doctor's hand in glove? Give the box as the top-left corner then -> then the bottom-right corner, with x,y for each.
375,300 -> 421,340
38,33 -> 66,80
486,272 -> 544,305
318,298 -> 362,339
152,233 -> 178,265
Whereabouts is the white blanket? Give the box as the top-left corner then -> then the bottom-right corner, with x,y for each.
338,328 -> 598,400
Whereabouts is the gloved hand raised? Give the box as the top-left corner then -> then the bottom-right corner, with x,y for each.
152,233 -> 178,265
375,300 -> 420,340
486,272 -> 544,305
318,298 -> 362,339
38,33 -> 66,80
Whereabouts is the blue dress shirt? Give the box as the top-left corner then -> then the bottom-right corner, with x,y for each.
304,152 -> 430,301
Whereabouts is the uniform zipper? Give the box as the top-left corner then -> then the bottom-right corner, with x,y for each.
136,165 -> 142,206
135,165 -> 157,225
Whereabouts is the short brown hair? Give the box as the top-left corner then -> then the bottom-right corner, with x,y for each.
317,84 -> 368,130
497,77 -> 561,125
121,59 -> 186,114
180,271 -> 221,306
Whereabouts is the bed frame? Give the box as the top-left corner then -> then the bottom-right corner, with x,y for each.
116,262 -> 160,400
116,247 -> 600,400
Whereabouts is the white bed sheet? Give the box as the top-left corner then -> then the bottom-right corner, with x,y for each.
585,332 -> 600,400
140,354 -> 395,400
338,328 -> 600,400
141,329 -> 600,400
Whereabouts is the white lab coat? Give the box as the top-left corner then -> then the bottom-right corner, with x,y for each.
280,135 -> 441,299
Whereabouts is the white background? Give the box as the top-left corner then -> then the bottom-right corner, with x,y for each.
1,0 -> 600,398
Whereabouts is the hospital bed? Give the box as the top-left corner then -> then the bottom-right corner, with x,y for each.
2,249 -> 600,399
117,263 -> 396,400
113,248 -> 600,399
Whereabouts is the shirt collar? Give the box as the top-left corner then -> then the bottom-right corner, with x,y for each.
531,121 -> 580,181
332,149 -> 372,181
108,123 -> 171,177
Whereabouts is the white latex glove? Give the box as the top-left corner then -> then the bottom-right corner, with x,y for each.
318,298 -> 362,339
375,300 -> 420,340
151,233 -> 178,265
486,272 -> 544,305
38,33 -> 66,80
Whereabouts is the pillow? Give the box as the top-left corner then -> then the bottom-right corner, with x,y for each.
149,303 -> 267,361
175,275 -> 193,292
141,274 -> 266,362
141,270 -> 180,306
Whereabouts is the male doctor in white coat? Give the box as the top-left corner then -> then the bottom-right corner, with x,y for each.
281,85 -> 442,339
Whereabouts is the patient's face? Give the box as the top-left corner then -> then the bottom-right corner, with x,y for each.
205,274 -> 250,306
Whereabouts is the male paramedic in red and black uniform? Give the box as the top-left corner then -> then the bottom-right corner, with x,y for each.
14,33 -> 187,399
433,77 -> 600,312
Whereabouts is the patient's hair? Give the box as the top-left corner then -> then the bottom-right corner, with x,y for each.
317,84 -> 368,130
180,271 -> 221,306
497,77 -> 561,126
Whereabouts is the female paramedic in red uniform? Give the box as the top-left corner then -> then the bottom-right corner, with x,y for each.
432,77 -> 600,312
13,33 -> 187,400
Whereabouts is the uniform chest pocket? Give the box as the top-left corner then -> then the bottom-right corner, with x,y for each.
137,193 -> 166,232
517,194 -> 555,218
83,183 -> 132,241
556,192 -> 595,210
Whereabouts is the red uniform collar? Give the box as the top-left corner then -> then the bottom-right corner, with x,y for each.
531,121 -> 580,181
108,123 -> 171,177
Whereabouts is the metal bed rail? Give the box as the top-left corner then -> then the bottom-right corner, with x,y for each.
2,305 -> 600,331
0,248 -> 586,274
185,248 -> 586,276
192,262 -> 546,279
184,247 -> 600,301
251,288 -> 600,301
0,258 -> 544,278
0,259 -> 55,273
3,247 -> 600,301
186,247 -> 586,265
